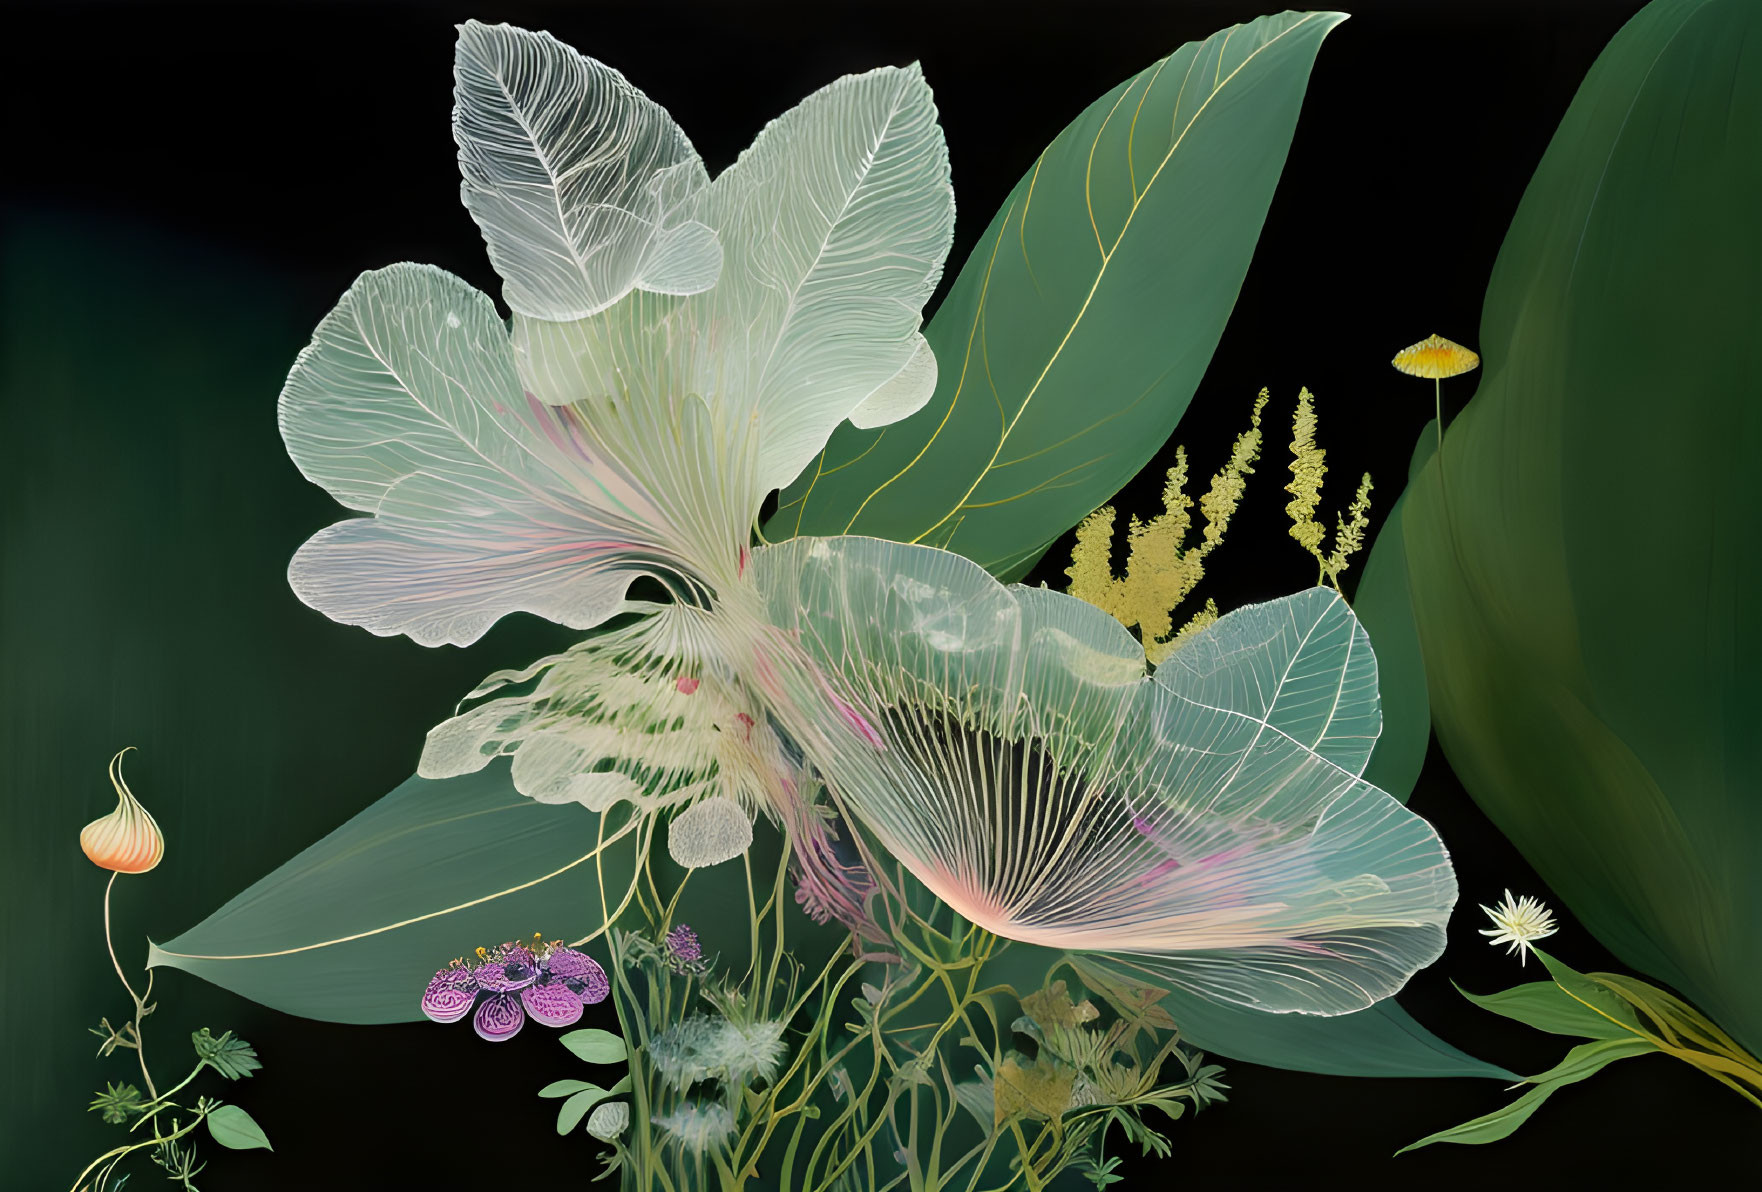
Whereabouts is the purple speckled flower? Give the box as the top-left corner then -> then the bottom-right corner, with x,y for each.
664,924 -> 703,974
421,936 -> 609,1042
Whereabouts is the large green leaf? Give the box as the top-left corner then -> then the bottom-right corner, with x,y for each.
1356,0 -> 1762,1054
768,11 -> 1346,580
1354,424 -> 1436,801
1167,995 -> 1516,1081
148,763 -> 642,1023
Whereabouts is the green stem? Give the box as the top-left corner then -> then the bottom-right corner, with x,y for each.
132,1065 -> 206,1124
70,1105 -> 206,1192
1434,378 -> 1444,457
103,872 -> 158,1101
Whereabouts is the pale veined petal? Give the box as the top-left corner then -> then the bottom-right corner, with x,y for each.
667,795 -> 755,869
279,263 -> 733,646
699,63 -> 954,490
847,334 -> 939,430
453,20 -> 721,319
512,297 -> 766,583
751,537 -> 1455,1016
421,613 -> 717,805
421,608 -> 772,859
519,62 -> 956,497
1155,586 -> 1381,778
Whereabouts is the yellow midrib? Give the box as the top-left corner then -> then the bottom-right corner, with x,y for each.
816,15 -> 1319,549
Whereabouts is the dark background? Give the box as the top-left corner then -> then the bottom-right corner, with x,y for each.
4,1 -> 1755,1187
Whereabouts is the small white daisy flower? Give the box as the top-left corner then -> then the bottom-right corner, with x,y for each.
1479,889 -> 1558,965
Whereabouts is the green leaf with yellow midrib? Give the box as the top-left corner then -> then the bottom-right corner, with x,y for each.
771,10 -> 1347,581
147,763 -> 643,1023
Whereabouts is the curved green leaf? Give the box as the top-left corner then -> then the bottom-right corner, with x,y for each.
1397,1037 -> 1657,1154
1166,992 -> 1517,1081
560,1028 -> 629,1065
1457,981 -> 1632,1041
205,1104 -> 274,1152
1361,0 -> 1762,1055
539,1079 -> 600,1098
557,1085 -> 613,1134
769,11 -> 1347,579
1354,424 -> 1436,802
147,763 -> 643,1023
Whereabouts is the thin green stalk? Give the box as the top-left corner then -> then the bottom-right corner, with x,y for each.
69,1105 -> 207,1192
102,873 -> 158,1101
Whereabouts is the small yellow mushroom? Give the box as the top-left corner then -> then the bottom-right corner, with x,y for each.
1392,334 -> 1480,379
1393,333 -> 1481,470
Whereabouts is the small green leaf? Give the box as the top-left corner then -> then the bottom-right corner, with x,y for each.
608,1073 -> 632,1095
1139,1098 -> 1187,1124
1398,1037 -> 1654,1153
560,1028 -> 627,1064
538,1079 -> 598,1098
192,1028 -> 262,1079
557,1086 -> 611,1134
1456,980 -> 1632,1040
205,1104 -> 273,1151
89,1081 -> 145,1125
1531,949 -> 1650,1040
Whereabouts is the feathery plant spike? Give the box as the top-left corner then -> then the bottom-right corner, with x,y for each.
1284,387 -> 1328,555
1326,474 -> 1375,582
1067,390 -> 1266,662
1283,387 -> 1373,590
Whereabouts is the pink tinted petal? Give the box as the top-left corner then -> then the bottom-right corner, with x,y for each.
473,993 -> 525,1042
832,695 -> 886,749
1136,856 -> 1184,886
545,949 -> 610,1004
421,969 -> 477,1024
676,677 -> 700,695
520,980 -> 585,1028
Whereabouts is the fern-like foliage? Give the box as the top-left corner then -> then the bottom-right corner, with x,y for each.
1066,391 -> 1267,663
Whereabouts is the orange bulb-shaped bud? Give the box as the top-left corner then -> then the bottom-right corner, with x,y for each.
80,748 -> 164,873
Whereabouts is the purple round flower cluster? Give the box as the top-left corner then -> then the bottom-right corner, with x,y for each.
664,923 -> 706,975
421,935 -> 609,1042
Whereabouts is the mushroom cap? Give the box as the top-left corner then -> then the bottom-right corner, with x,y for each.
1393,334 -> 1480,379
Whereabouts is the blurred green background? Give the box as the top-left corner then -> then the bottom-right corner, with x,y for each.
0,214 -> 589,1186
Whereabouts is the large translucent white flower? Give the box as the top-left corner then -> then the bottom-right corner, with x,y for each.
278,21 -> 1457,1020
280,21 -> 952,648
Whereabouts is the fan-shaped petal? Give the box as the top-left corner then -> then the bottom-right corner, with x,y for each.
752,537 -> 1454,1016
